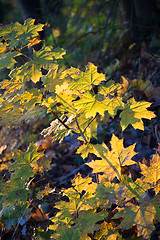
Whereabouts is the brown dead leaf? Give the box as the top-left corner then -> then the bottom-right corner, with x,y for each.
30,206 -> 49,222
117,76 -> 129,96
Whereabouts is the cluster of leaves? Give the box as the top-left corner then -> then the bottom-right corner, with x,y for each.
0,19 -> 159,239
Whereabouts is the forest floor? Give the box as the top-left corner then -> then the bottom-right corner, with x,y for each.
0,43 -> 160,239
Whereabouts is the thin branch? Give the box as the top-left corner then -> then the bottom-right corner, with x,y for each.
75,116 -> 87,142
51,111 -> 70,130
66,28 -> 104,50
84,113 -> 99,132
96,0 -> 117,63
75,116 -> 82,133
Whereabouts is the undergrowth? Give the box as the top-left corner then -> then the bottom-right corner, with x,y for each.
0,19 -> 159,240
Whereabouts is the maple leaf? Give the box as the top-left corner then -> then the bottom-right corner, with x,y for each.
70,112 -> 98,140
16,89 -> 42,109
0,42 -> 6,55
56,93 -> 77,114
154,180 -> 160,195
42,65 -> 69,92
92,182 -> 124,208
28,36 -> 43,48
1,78 -> 23,94
73,209 -> 109,239
109,134 -> 136,166
69,62 -> 105,92
151,194 -> 160,222
94,221 -> 119,240
86,134 -> 136,180
102,96 -> 124,118
55,188 -> 82,219
74,91 -> 124,119
1,178 -> 29,207
0,51 -> 20,70
120,176 -> 149,201
0,19 -> 44,49
112,201 -> 156,239
76,143 -> 95,159
0,102 -> 24,126
9,144 -> 43,181
33,46 -> 66,62
140,154 -> 160,185
98,80 -> 121,96
19,47 -> 66,83
53,226 -> 81,240
42,96 -> 56,112
74,91 -> 106,118
72,173 -> 97,194
120,97 -> 156,130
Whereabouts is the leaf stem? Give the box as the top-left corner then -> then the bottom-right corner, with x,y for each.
75,116 -> 87,143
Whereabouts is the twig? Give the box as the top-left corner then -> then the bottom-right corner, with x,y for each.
96,0 -> 117,63
75,116 -> 87,142
67,29 -> 102,50
84,113 -> 99,132
51,111 -> 70,130
143,52 -> 160,63
137,57 -> 141,81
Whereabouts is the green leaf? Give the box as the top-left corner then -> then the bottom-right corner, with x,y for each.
18,47 -> 66,83
151,194 -> 160,222
9,144 -> 43,181
52,225 -> 81,240
23,61 -> 43,83
112,201 -> 155,239
1,178 -> 29,207
0,51 -> 20,70
76,142 -> 95,159
120,176 -> 149,201
74,209 -> 109,239
16,89 -> 42,109
0,101 -> 24,126
33,46 -> 66,62
102,96 -> 124,118
99,80 -> 121,96
0,18 -> 44,49
56,93 -> 77,114
120,97 -> 156,131
41,65 -> 68,92
69,62 -> 105,92
1,77 -> 23,94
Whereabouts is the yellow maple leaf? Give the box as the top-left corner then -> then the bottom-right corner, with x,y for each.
86,134 -> 136,180
113,201 -> 155,239
120,97 -> 156,130
140,154 -> 160,184
72,173 -> 97,194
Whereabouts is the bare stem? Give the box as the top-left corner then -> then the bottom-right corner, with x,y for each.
51,111 -> 70,130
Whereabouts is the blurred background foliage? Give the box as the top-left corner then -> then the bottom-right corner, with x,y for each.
0,0 -> 160,69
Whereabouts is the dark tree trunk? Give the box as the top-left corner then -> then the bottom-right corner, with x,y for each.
122,0 -> 160,42
17,0 -> 42,22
